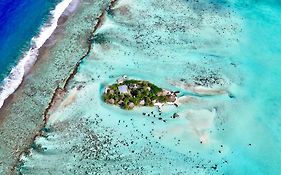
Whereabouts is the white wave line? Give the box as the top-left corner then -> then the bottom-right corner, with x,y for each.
0,0 -> 73,109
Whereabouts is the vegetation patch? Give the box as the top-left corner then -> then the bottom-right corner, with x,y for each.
103,79 -> 177,110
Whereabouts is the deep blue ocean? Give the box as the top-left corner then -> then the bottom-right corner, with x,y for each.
0,0 -> 59,82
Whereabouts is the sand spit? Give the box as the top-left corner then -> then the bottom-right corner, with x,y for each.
170,80 -> 229,96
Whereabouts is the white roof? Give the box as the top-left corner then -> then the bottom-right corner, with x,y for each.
118,85 -> 128,93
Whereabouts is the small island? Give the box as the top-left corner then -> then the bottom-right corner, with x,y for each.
103,78 -> 178,110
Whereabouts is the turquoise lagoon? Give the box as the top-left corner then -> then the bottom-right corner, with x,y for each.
19,0 -> 281,174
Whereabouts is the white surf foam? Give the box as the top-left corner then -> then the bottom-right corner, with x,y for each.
0,0 -> 74,109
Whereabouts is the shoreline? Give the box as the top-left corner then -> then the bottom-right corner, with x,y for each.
0,0 -> 77,110
0,0 -> 82,173
0,0 -> 80,124
15,1 -> 119,169
0,1 -> 114,174
16,2 -> 118,170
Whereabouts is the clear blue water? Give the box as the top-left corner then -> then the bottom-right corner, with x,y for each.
0,0 -> 59,81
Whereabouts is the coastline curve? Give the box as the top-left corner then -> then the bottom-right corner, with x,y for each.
0,0 -> 74,109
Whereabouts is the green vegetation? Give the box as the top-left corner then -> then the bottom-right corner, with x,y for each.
103,79 -> 177,110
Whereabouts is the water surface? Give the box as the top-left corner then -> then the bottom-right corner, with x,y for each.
19,0 -> 281,174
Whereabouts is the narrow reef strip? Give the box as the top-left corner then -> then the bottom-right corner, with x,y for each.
12,0 -> 119,173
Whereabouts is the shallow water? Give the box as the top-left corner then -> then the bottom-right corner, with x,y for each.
19,0 -> 281,174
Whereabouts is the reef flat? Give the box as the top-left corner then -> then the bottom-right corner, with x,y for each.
16,0 -> 259,174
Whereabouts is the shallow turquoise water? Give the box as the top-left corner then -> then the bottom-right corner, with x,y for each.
19,0 -> 281,174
